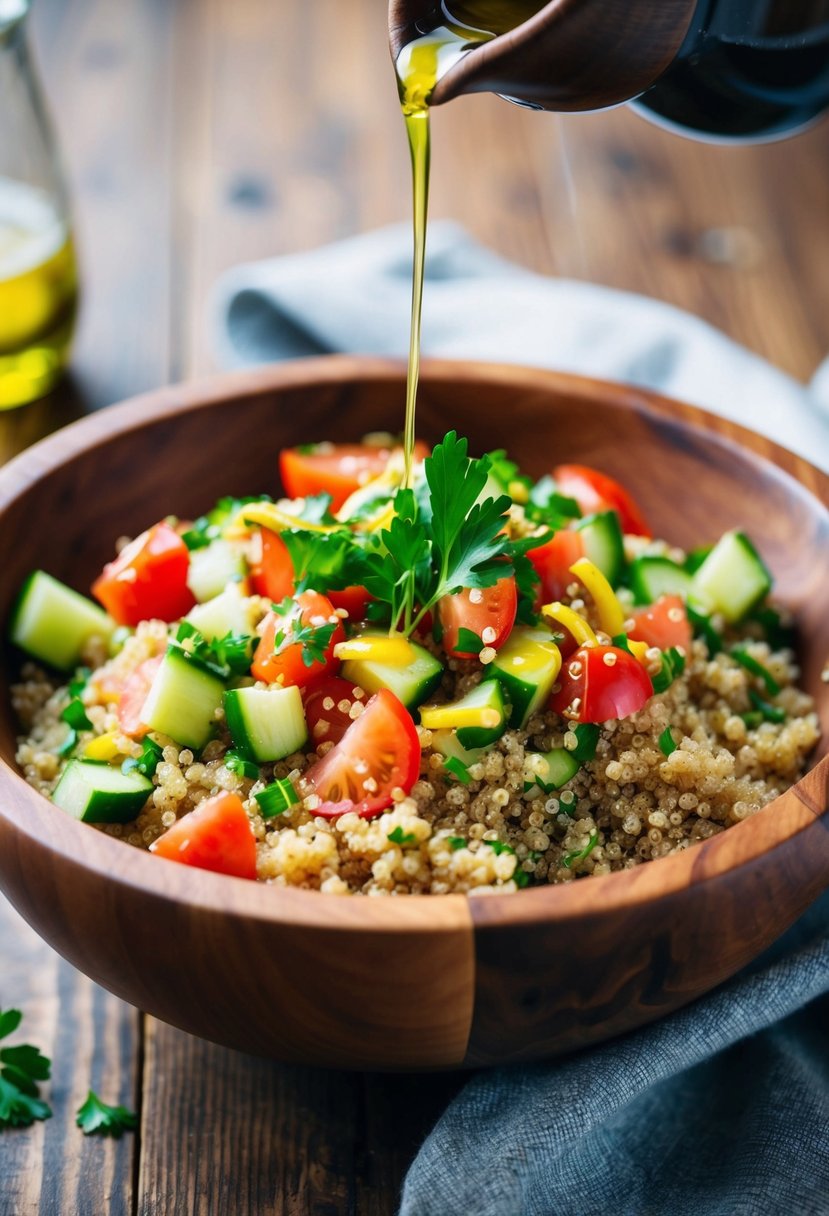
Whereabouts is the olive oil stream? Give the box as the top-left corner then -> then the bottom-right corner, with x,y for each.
394,1 -> 546,483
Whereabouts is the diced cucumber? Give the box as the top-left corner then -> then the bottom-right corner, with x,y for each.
223,685 -> 307,762
689,530 -> 772,624
186,583 -> 253,642
489,627 -> 562,728
524,748 -> 580,796
186,539 -> 246,604
628,556 -> 693,605
140,647 -> 225,750
342,639 -> 443,709
575,511 -> 625,587
420,681 -> 508,749
10,571 -> 115,671
52,759 -> 153,824
430,729 -> 486,767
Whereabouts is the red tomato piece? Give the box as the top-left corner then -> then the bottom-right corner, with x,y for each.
150,791 -> 257,880
117,654 -> 164,738
279,442 -> 430,513
553,464 -> 651,537
250,527 -> 295,603
629,595 -> 692,653
550,644 -> 653,724
327,584 -> 373,624
251,591 -> 345,688
303,675 -> 366,748
92,521 -> 195,627
304,689 -> 420,819
438,576 -> 518,659
527,529 -> 585,607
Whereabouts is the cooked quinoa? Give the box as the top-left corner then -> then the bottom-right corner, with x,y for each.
14,586 -> 819,896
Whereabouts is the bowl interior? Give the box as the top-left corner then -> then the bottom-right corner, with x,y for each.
1,357 -> 828,769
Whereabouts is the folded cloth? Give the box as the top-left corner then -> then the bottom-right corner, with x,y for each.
213,225 -> 829,1215
212,221 -> 829,469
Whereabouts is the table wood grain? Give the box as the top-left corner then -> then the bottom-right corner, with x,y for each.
2,0 -> 829,1212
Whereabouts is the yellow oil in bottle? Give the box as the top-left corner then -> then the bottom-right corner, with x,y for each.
0,178 -> 78,409
394,2 -> 547,477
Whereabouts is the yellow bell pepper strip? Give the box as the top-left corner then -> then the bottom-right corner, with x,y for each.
233,501 -> 338,538
568,557 -> 626,639
628,639 -> 650,665
84,731 -> 123,762
336,450 -> 409,532
541,602 -> 598,648
333,634 -> 417,665
419,702 -> 503,732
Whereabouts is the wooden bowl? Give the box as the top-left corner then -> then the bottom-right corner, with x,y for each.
1,357 -> 827,1071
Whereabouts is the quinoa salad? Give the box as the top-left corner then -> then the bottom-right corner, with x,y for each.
11,432 -> 820,895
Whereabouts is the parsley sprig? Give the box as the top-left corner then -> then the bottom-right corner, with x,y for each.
272,598 -> 338,668
75,1090 -> 137,1138
0,1009 -> 52,1129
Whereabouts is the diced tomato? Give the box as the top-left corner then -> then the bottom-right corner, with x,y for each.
438,576 -> 517,659
280,441 -> 430,513
250,527 -> 295,603
304,688 -> 420,819
553,464 -> 651,537
327,585 -> 373,624
629,595 -> 692,653
150,791 -> 257,880
528,529 -> 585,607
92,521 -> 195,626
251,591 -> 345,687
550,644 -> 653,723
303,675 -> 366,748
117,654 -> 163,738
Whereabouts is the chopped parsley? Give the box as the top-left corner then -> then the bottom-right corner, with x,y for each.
658,726 -> 679,756
443,756 -> 471,784
455,627 -> 483,656
524,476 -> 581,529
255,778 -> 300,819
485,839 -> 515,856
562,830 -> 599,869
748,689 -> 786,724
387,826 -> 418,846
447,836 -> 467,851
731,645 -> 780,696
122,737 -> 164,779
483,448 -> 533,498
687,605 -> 721,655
651,646 -> 686,694
61,699 -> 92,732
181,495 -> 271,550
174,621 -> 255,678
571,723 -> 600,763
271,600 -> 338,668
75,1090 -> 137,1138
0,1008 -> 51,1130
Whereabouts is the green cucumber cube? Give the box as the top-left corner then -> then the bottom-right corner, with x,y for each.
52,760 -> 153,824
10,571 -> 114,671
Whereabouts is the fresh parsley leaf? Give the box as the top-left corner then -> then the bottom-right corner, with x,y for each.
296,493 -> 337,526
443,756 -> 471,784
122,737 -> 163,779
505,534 -> 543,625
455,627 -> 483,656
485,839 -> 515,856
748,689 -> 786,723
0,1008 -> 52,1130
270,603 -> 338,669
174,622 -> 254,679
75,1090 -> 137,1138
447,835 -> 466,851
387,826 -> 418,846
61,699 -> 92,732
513,868 -> 530,888
562,830 -> 599,869
658,726 -> 679,756
525,476 -> 581,528
731,645 -> 780,696
281,529 -> 369,594
571,723 -> 600,763
651,646 -> 686,694
483,448 -> 533,497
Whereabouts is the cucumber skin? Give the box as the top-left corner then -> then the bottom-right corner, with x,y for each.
342,645 -> 443,710
456,683 -> 509,750
141,648 -> 225,751
628,557 -> 692,605
11,571 -> 114,671
223,686 -> 308,763
689,530 -> 772,624
575,511 -> 625,587
52,760 -> 153,824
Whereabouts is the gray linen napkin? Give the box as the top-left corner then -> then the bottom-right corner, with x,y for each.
213,226 -> 829,1215
212,221 -> 829,470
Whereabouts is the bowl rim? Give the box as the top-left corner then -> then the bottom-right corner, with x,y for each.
1,354 -> 826,933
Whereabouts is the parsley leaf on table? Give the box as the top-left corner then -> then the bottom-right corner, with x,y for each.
0,1008 -> 52,1130
75,1090 -> 137,1138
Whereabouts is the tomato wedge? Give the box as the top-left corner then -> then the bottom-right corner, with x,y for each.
279,442 -> 428,513
250,527 -> 295,603
553,465 -> 651,537
438,576 -> 517,659
117,654 -> 163,738
304,688 -> 420,818
92,521 -> 195,626
527,529 -> 585,607
327,584 -> 373,624
303,675 -> 365,748
150,791 -> 257,880
629,595 -> 692,653
251,591 -> 345,687
550,644 -> 653,723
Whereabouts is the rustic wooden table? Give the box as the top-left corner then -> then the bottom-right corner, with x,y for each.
3,1 -> 829,1212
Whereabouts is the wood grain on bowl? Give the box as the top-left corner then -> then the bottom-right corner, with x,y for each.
0,356 -> 827,1070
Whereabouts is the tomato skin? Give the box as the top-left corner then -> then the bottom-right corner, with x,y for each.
305,688 -> 420,819
327,585 -> 373,624
553,465 -> 651,537
550,644 -> 653,723
150,791 -> 257,880
303,675 -> 365,748
92,521 -> 195,626
117,655 -> 164,738
438,576 -> 518,659
528,529 -> 585,607
251,591 -> 345,687
250,527 -> 295,603
629,595 -> 692,653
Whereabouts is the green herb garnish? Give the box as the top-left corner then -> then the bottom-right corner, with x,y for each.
512,868 -> 530,888
748,689 -> 786,724
447,835 -> 466,851
61,699 -> 92,732
687,605 -> 721,655
562,830 -> 599,869
0,1008 -> 51,1130
174,622 -> 255,678
483,448 -> 533,498
658,726 -> 679,756
443,756 -> 471,784
224,751 -> 260,780
485,839 -> 515,856
122,737 -> 163,779
388,826 -> 418,846
740,711 -> 764,730
525,475 -> 581,528
651,646 -> 686,694
455,628 -> 483,656
255,778 -> 300,819
571,723 -> 600,763
271,603 -> 338,669
731,646 -> 781,696
75,1090 -> 137,1138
